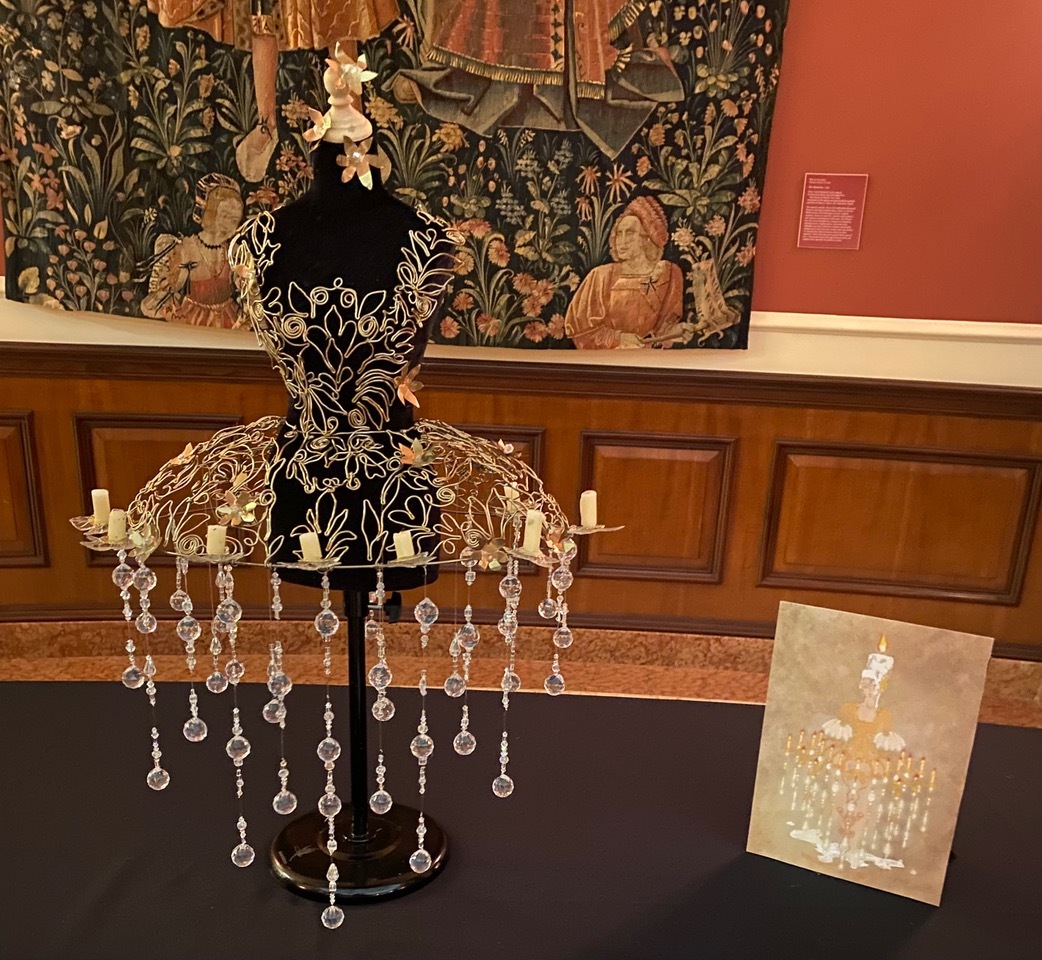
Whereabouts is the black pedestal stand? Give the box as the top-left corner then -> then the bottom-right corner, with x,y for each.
270,589 -> 448,902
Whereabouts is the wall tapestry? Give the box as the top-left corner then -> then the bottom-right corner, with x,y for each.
0,0 -> 789,350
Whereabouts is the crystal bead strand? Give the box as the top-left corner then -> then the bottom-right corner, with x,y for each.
174,557 -> 207,742
132,558 -> 170,791
368,572 -> 395,815
314,572 -> 344,930
493,520 -> 523,799
114,550 -> 143,689
545,555 -> 574,696
453,547 -> 480,756
215,563 -> 253,867
266,641 -> 297,815
205,565 -> 230,695
409,589 -> 439,874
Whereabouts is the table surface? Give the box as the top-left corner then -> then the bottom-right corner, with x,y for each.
3,681 -> 1039,960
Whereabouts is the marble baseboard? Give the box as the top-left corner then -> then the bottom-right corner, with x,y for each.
2,620 -> 1039,729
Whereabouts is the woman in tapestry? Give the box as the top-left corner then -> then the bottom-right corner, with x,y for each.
564,196 -> 688,349
397,0 -> 682,157
148,0 -> 399,179
141,173 -> 245,328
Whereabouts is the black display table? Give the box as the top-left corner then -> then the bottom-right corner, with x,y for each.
2,682 -> 1039,960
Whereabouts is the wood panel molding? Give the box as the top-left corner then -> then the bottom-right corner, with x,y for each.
0,411 -> 47,567
576,431 -> 735,583
759,441 -> 1042,604
5,342 -> 1042,420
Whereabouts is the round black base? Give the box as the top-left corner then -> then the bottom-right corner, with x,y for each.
270,805 -> 447,903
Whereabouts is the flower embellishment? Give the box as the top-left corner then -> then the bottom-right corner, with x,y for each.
398,438 -> 435,468
303,107 -> 332,149
168,443 -> 194,466
497,439 -> 515,455
395,364 -> 423,407
216,473 -> 258,526
338,134 -> 376,188
325,46 -> 377,95
477,537 -> 509,571
547,526 -> 578,558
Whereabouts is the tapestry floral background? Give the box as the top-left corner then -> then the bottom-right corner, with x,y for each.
0,0 -> 788,350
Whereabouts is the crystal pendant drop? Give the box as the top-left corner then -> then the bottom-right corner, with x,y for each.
413,597 -> 439,626
364,618 -> 381,641
410,734 -> 434,759
121,665 -> 145,689
443,673 -> 466,698
552,626 -> 574,649
492,774 -> 515,798
314,609 -> 340,637
550,566 -> 574,591
317,737 -> 342,762
267,671 -> 292,697
230,843 -> 255,868
369,789 -> 393,815
318,793 -> 342,818
498,574 -> 522,600
182,716 -> 208,742
176,616 -> 202,642
135,611 -> 158,634
409,848 -> 432,874
371,696 -> 395,722
225,659 -> 245,683
460,547 -> 479,568
211,617 -> 230,636
262,698 -> 287,724
133,566 -> 158,592
205,671 -> 229,694
225,735 -> 251,761
146,767 -> 171,791
112,563 -> 134,589
544,672 -> 566,696
538,597 -> 558,619
272,789 -> 298,815
367,663 -> 392,689
215,598 -> 243,624
453,730 -> 477,755
321,905 -> 345,930
497,614 -> 517,639
456,622 -> 480,651
501,669 -> 521,693
169,589 -> 190,612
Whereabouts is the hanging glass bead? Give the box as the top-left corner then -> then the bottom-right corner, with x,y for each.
321,905 -> 345,930
498,574 -> 522,600
367,662 -> 392,689
230,843 -> 255,868
272,789 -> 298,816
121,665 -> 145,689
369,789 -> 393,815
169,589 -> 190,612
550,565 -> 574,592
413,597 -> 439,626
456,622 -> 480,651
226,735 -> 251,761
133,566 -> 158,592
146,767 -> 171,791
262,698 -> 287,724
225,659 -> 245,683
318,793 -> 342,818
443,673 -> 466,698
409,734 -> 434,759
314,609 -> 340,638
176,616 -> 201,642
409,849 -> 432,874
206,671 -> 229,694
492,774 -> 515,798
183,715 -> 208,742
460,547 -> 479,568
112,563 -> 134,589
215,597 -> 243,624
501,669 -> 521,693
371,695 -> 395,722
552,626 -> 574,649
538,597 -> 558,619
317,737 -> 341,762
453,730 -> 477,755
135,611 -> 158,634
267,671 -> 292,697
544,672 -> 566,696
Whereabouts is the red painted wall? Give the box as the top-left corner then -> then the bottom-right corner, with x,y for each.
753,0 -> 1042,323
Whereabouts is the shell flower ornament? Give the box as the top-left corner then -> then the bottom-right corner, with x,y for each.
325,45 -> 377,95
395,364 -> 423,407
338,135 -> 376,188
398,439 -> 435,468
303,108 -> 332,149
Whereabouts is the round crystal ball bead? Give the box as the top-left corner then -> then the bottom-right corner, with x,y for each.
135,611 -> 158,634
544,673 -> 566,696
146,767 -> 171,791
501,670 -> 521,693
453,730 -> 477,756
272,789 -> 298,815
550,566 -> 574,591
410,734 -> 434,759
169,588 -> 190,612
112,563 -> 134,589
492,774 -> 515,798
121,665 -> 145,689
443,673 -> 466,698
321,905 -> 345,930
182,717 -> 208,742
409,849 -> 432,874
318,793 -> 342,818
267,672 -> 292,697
314,610 -> 340,637
206,671 -> 229,694
225,659 -> 245,682
365,618 -> 381,641
317,737 -> 341,762
413,597 -> 439,627
369,789 -> 393,815
371,696 -> 395,722
225,735 -> 251,761
538,598 -> 558,619
230,843 -> 255,868
552,626 -> 574,649
367,663 -> 392,689
133,566 -> 158,592
456,622 -> 480,651
498,575 -> 522,600
176,616 -> 201,642
215,598 -> 242,624
262,698 -> 287,724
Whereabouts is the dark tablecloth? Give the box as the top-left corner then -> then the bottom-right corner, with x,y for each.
2,681 -> 1039,960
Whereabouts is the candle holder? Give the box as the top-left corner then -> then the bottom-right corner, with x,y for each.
567,523 -> 625,536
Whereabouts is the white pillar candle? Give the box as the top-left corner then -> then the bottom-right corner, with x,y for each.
579,489 -> 598,528
393,530 -> 416,560
298,531 -> 323,562
107,508 -> 126,543
522,509 -> 544,554
91,488 -> 111,524
206,524 -> 228,556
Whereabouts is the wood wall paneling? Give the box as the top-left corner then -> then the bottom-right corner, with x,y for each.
0,411 -> 47,566
576,432 -> 735,582
760,442 -> 1042,603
